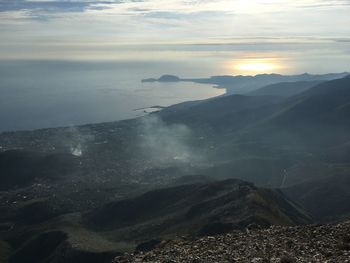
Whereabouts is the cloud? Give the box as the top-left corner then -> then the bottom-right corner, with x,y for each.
296,0 -> 350,8
1,0 -> 349,21
0,1 -> 88,13
1,0 -> 349,15
0,0 -> 349,60
0,0 -> 128,20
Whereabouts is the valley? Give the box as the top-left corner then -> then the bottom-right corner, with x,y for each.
0,74 -> 350,262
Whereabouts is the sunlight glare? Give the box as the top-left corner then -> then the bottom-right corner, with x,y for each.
231,58 -> 282,75
237,63 -> 273,71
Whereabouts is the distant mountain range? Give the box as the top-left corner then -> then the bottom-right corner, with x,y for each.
142,72 -> 349,94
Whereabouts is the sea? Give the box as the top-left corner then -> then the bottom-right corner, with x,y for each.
0,60 -> 225,132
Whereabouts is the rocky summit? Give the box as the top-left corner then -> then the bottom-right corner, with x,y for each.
115,221 -> 350,263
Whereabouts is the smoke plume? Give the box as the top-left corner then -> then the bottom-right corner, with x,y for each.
138,115 -> 200,166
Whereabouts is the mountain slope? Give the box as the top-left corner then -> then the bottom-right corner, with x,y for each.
248,80 -> 323,97
274,75 -> 350,125
159,94 -> 281,131
284,174 -> 350,222
0,178 -> 311,263
85,179 -> 310,242
156,75 -> 350,188
160,75 -> 350,136
198,75 -> 350,150
264,75 -> 350,148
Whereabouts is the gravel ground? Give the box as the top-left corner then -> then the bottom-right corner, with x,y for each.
114,221 -> 350,263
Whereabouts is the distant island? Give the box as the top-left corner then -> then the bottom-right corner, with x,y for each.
133,105 -> 165,111
142,74 -> 181,83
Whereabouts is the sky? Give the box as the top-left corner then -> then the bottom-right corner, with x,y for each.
0,0 -> 350,74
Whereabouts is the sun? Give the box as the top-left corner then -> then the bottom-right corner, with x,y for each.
230,58 -> 282,75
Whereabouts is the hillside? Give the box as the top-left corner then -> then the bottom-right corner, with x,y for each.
256,75 -> 350,150
284,174 -> 350,223
159,94 -> 281,130
160,75 -> 350,149
0,179 -> 310,263
85,179 -> 310,241
165,76 -> 350,178
248,80 -> 323,97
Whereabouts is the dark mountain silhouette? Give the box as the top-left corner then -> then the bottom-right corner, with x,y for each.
85,179 -> 310,241
0,178 -> 310,263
